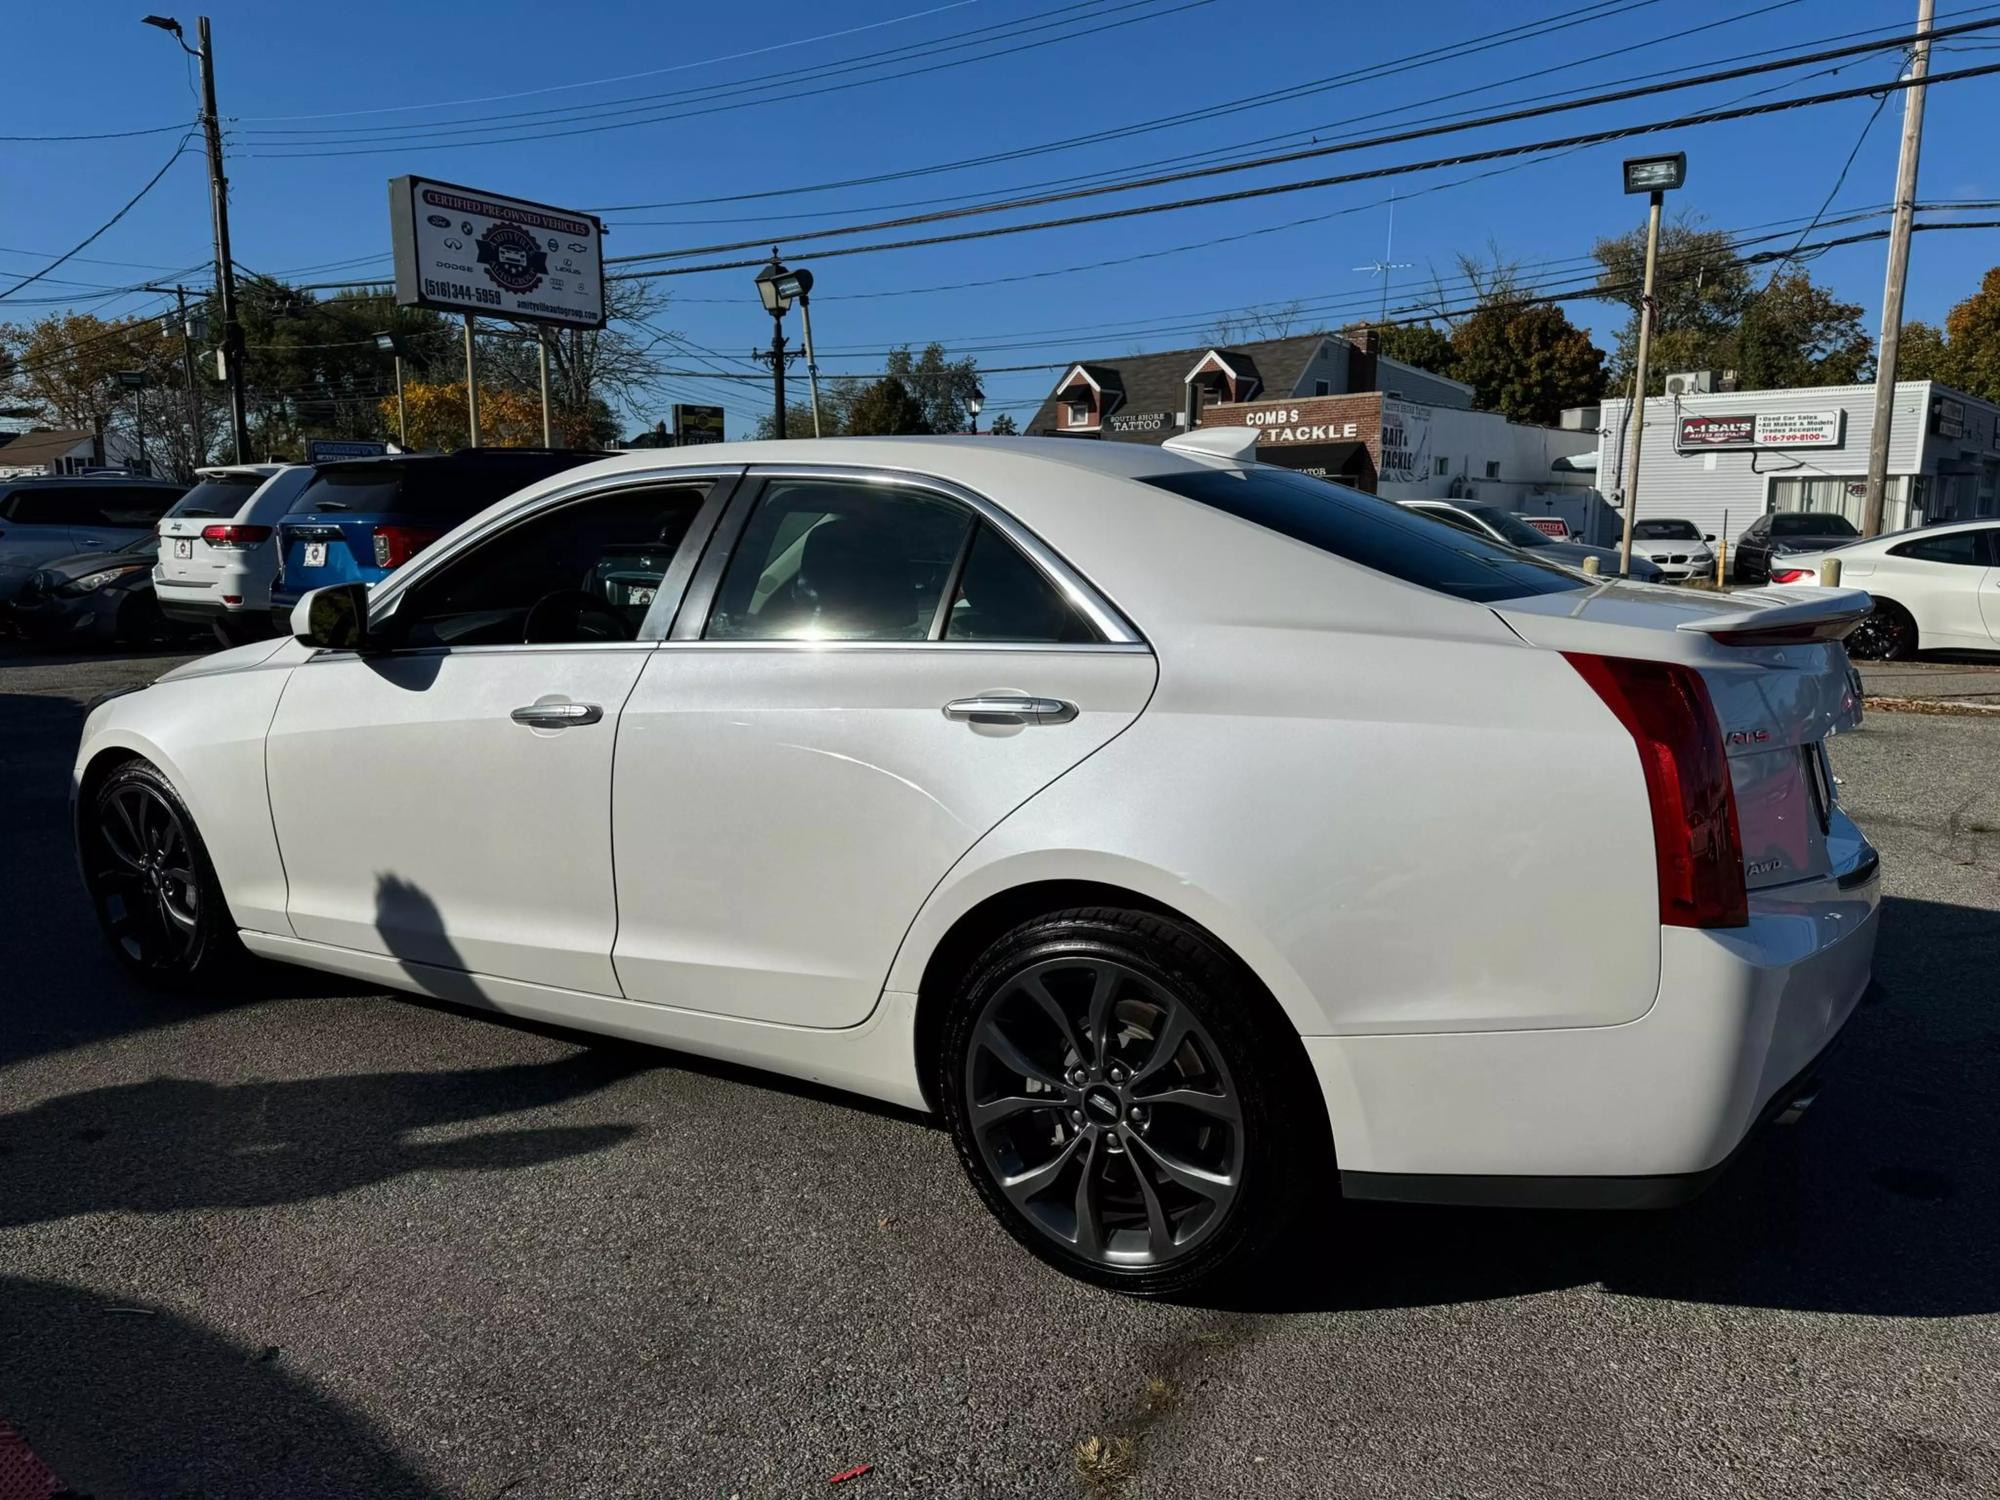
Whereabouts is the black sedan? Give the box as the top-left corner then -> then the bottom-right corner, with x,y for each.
1732,510 -> 1860,584
7,536 -> 203,648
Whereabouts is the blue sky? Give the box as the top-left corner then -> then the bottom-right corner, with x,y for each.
4,0 -> 1997,436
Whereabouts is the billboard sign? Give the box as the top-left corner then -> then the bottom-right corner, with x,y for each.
674,404 -> 725,444
305,439 -> 390,463
390,176 -> 606,329
1753,409 -> 1843,448
1675,413 -> 1755,450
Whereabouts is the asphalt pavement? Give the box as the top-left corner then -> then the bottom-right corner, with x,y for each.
2,645 -> 1997,1499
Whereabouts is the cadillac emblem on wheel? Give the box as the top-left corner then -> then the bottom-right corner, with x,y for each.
475,222 -> 548,294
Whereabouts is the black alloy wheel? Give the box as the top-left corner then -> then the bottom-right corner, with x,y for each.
1845,600 -> 1918,661
82,760 -> 244,988
940,908 -> 1318,1296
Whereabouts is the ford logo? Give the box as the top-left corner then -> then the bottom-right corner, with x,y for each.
427,214 -> 451,229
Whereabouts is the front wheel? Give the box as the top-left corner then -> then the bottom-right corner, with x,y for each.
1845,600 -> 1917,661
80,760 -> 246,990
938,908 -> 1320,1296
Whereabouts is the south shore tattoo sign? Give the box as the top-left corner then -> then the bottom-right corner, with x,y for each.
390,176 -> 606,329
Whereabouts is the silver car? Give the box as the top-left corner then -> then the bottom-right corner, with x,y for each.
0,475 -> 185,604
1401,499 -> 1667,582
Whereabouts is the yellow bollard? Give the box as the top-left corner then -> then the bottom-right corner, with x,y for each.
1715,539 -> 1727,588
1821,556 -> 1842,588
1582,555 -> 1600,577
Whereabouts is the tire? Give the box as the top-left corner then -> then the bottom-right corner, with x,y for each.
114,592 -> 165,648
1845,599 -> 1918,661
937,907 -> 1322,1297
80,759 -> 247,991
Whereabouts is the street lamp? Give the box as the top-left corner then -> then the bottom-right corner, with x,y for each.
1615,151 -> 1686,579
375,333 -> 408,448
753,254 -> 819,438
967,391 -> 983,434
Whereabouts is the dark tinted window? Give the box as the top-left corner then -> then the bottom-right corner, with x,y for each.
1634,519 -> 1700,540
1773,512 -> 1857,537
3,485 -> 178,527
945,524 -> 1098,643
1143,468 -> 1585,603
0,490 -> 75,525
168,475 -> 265,518
1410,505 -> 1488,539
707,479 -> 973,641
398,486 -> 706,648
83,488 -> 181,527
1458,504 -> 1553,548
1889,528 -> 1994,566
289,455 -> 596,520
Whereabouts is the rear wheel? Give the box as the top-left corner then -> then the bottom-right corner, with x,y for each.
80,760 -> 245,990
938,908 -> 1320,1296
113,592 -> 166,647
1846,599 -> 1917,661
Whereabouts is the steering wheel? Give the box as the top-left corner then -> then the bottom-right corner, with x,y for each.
521,589 -> 634,644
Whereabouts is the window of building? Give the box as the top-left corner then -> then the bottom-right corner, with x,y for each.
1065,400 -> 1091,425
1485,461 -> 1501,480
1434,457 -> 1450,477
1314,380 -> 1331,397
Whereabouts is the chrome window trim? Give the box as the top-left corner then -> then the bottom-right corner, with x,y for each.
363,465 -> 744,631
669,464 -> 1144,647
301,639 -> 661,665
652,639 -> 1151,654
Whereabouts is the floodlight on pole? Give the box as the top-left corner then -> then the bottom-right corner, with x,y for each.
1616,151 -> 1687,579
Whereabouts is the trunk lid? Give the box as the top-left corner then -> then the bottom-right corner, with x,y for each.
1495,583 -> 1867,891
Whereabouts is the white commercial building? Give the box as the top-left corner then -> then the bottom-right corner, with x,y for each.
1594,380 -> 2000,548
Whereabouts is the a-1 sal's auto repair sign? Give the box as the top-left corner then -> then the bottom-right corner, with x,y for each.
1675,413 -> 1755,449
390,176 -> 606,329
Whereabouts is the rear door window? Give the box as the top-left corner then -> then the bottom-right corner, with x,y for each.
943,524 -> 1099,643
0,490 -> 75,526
1142,467 -> 1585,604
1890,529 -> 1991,566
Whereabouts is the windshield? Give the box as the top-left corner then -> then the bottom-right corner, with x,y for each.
1461,504 -> 1554,548
169,475 -> 264,519
1774,512 -> 1859,537
1634,519 -> 1700,540
1141,468 -> 1586,605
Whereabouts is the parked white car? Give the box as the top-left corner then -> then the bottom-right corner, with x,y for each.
73,436 -> 1880,1293
1766,519 -> 2000,658
1627,517 -> 1718,582
155,464 -> 313,644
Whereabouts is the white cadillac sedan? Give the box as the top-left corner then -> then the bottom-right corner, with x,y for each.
1764,517 -> 2000,659
73,434 -> 1881,1295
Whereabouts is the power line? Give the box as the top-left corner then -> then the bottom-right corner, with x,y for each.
605,18 -> 2000,267
611,59 -> 2000,281
236,0 -> 982,122
0,120 -> 191,143
239,0 -> 1216,156
0,134 -> 196,302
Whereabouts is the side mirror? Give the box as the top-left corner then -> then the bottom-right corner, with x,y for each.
290,582 -> 373,650
1704,534 -> 1716,543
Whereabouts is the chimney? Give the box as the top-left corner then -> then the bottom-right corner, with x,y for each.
1346,329 -> 1378,394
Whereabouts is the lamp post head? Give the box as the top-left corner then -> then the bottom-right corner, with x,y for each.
1622,152 -> 1686,195
756,258 -> 814,317
141,14 -> 183,37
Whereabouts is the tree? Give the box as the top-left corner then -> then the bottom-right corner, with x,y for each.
843,375 -> 932,435
987,413 -> 1019,435
385,380 -> 543,451
885,344 -> 982,434
1592,215 -> 1751,389
2,309 -> 218,478
1447,302 -> 1604,424
1353,320 -> 1455,377
1938,267 -> 2000,401
1729,271 -> 1872,390
1205,299 -> 1308,345
1895,320 -> 1949,383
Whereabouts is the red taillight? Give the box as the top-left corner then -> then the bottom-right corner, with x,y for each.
199,524 -> 272,549
371,525 -> 442,569
1768,567 -> 1812,584
1564,652 -> 1748,928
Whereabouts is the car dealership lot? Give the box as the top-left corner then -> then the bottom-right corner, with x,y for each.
3,647 -> 1997,1499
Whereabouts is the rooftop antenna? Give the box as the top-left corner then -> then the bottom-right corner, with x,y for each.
1353,196 -> 1415,329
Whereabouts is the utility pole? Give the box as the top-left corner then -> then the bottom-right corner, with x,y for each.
537,328 -> 553,446
174,286 -> 203,466
463,313 -> 481,447
1618,189 -> 1665,579
193,18 -> 248,463
1861,0 -> 1934,537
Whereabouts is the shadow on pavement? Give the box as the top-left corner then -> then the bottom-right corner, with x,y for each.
0,1047 -> 646,1229
0,1277 -> 446,1498
1228,894 -> 2000,1321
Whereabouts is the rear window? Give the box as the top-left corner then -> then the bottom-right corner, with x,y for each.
1634,519 -> 1700,540
1142,467 -> 1586,604
2,485 -> 179,527
1774,512 -> 1858,537
169,475 -> 265,518
287,456 -> 597,520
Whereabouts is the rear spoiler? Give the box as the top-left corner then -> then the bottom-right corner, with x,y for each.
1676,587 -> 1873,646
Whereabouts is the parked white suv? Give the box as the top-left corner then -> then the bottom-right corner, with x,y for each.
155,464 -> 312,644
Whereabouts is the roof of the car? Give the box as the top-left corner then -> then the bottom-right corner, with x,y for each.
0,473 -> 183,487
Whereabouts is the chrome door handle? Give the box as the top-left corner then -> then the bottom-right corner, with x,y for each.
942,695 -> 1077,724
511,702 -> 603,728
